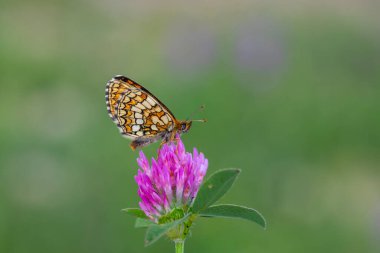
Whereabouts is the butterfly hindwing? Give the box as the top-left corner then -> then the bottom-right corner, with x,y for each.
106,75 -> 176,140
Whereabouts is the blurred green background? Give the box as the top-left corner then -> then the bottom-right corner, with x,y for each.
1,1 -> 380,252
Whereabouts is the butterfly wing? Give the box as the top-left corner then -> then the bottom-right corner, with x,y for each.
105,76 -> 131,122
106,75 -> 177,141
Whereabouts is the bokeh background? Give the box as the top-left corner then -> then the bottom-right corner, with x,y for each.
1,1 -> 380,252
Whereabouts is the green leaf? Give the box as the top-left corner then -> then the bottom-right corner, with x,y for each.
192,168 -> 241,212
122,208 -> 148,219
135,218 -> 154,228
199,204 -> 266,229
144,214 -> 190,247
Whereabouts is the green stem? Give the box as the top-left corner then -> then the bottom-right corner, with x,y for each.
174,240 -> 185,253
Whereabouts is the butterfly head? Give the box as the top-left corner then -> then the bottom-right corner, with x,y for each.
179,121 -> 193,133
178,118 -> 207,134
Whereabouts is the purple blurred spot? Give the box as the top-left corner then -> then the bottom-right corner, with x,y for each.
235,17 -> 286,73
163,21 -> 215,74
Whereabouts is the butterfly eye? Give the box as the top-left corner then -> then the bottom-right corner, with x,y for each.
181,123 -> 187,131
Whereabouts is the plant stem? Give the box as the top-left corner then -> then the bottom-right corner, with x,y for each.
174,240 -> 185,253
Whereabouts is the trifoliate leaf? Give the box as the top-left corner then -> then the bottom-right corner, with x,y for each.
144,214 -> 190,246
192,169 -> 240,212
122,208 -> 148,219
135,218 -> 154,228
199,204 -> 266,229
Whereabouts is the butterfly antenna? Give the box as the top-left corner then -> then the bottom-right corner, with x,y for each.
192,119 -> 207,123
190,105 -> 207,122
187,105 -> 206,122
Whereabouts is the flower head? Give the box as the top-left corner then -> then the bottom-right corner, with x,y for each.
135,138 -> 208,222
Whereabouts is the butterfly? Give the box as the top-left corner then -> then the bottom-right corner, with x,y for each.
105,75 -> 204,150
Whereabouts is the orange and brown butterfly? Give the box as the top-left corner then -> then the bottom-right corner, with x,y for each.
105,75 -> 204,150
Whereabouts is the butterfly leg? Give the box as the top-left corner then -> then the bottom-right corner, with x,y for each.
169,130 -> 179,143
158,133 -> 169,149
158,131 -> 177,149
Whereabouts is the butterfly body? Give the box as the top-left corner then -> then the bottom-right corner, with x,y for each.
105,75 -> 192,150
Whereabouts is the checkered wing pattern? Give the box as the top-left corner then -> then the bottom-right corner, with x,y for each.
105,75 -> 176,140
